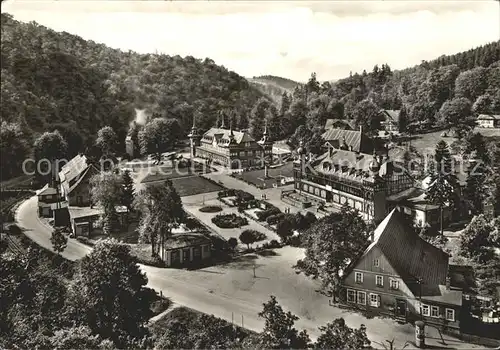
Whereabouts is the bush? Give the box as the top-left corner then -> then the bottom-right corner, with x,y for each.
256,207 -> 281,221
227,237 -> 238,251
75,236 -> 95,246
7,224 -> 22,235
288,235 -> 303,247
199,206 -> 222,213
212,214 -> 248,229
266,213 -> 286,226
262,239 -> 282,249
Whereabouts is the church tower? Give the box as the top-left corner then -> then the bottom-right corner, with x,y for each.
188,116 -> 201,158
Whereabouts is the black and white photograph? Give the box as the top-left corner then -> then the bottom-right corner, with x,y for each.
1,0 -> 499,348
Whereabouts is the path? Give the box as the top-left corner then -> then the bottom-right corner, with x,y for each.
15,195 -> 485,349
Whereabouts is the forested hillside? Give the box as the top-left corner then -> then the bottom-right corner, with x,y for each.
248,41 -> 500,151
0,13 -> 264,169
249,75 -> 301,103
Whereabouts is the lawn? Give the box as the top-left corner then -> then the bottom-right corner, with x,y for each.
171,176 -> 224,197
233,162 -> 294,188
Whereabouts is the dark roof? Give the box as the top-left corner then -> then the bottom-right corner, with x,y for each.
321,128 -> 373,154
324,119 -> 355,130
366,209 -> 450,294
379,109 -> 400,123
477,114 -> 500,120
202,127 -> 255,145
449,264 -> 476,293
59,155 -> 97,195
163,233 -> 211,250
38,184 -> 58,196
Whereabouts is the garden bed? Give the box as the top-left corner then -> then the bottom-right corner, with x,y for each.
211,213 -> 249,229
199,205 -> 222,213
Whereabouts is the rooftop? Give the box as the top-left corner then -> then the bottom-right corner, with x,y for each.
363,209 -> 450,296
202,127 -> 255,145
321,128 -> 374,154
477,114 -> 500,120
324,118 -> 355,130
380,109 -> 401,123
164,233 -> 211,250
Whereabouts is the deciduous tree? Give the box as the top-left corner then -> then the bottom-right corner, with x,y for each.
239,229 -> 265,249
258,296 -> 310,349
315,318 -> 371,349
50,227 -> 68,255
138,118 -> 180,163
90,172 -> 123,235
120,169 -> 135,212
95,126 -> 118,158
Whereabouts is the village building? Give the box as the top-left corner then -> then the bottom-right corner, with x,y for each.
58,154 -> 99,207
162,233 -> 211,267
476,114 -> 500,128
379,109 -> 401,134
321,127 -> 375,154
341,209 -> 465,332
189,117 -> 273,169
37,184 -> 65,217
289,130 -> 414,221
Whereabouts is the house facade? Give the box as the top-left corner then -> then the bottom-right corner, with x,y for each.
342,209 -> 464,331
58,154 -> 99,207
162,233 -> 211,267
37,184 -> 64,217
189,119 -> 273,169
291,142 -> 414,222
476,114 -> 500,128
379,109 -> 401,133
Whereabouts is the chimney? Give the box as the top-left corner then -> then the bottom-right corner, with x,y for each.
328,145 -> 333,157
445,276 -> 451,290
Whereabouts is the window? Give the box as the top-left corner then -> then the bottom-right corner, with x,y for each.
421,304 -> 430,317
390,279 -> 399,290
376,275 -> 384,287
355,272 -> 363,284
203,245 -> 210,253
445,308 -> 455,322
357,291 -> 366,305
431,306 -> 439,318
369,294 -> 379,307
347,290 -> 355,303
373,259 -> 380,267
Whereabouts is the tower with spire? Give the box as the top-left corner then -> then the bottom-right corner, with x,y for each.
188,115 -> 201,158
258,121 -> 273,178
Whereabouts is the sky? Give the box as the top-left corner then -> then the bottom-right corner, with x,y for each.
2,1 -> 499,82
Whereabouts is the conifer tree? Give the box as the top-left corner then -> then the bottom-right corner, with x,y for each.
121,170 -> 135,212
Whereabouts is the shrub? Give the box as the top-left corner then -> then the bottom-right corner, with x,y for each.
227,237 -> 238,251
266,213 -> 286,226
199,206 -> 222,213
256,207 -> 281,221
212,214 -> 248,229
7,224 -> 22,236
288,235 -> 303,247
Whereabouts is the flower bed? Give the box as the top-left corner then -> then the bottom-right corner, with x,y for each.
217,189 -> 254,204
211,213 -> 248,228
199,205 -> 223,213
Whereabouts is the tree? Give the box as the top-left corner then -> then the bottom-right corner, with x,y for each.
227,237 -> 238,251
454,67 -> 488,101
295,205 -> 370,299
276,214 -> 296,243
0,121 -> 30,180
49,326 -> 111,350
138,118 -> 180,163
239,229 -> 265,249
398,105 -> 409,132
249,97 -> 271,140
315,318 -> 371,349
460,215 -> 497,264
120,170 -> 135,212
33,130 -> 68,182
75,239 -> 156,345
95,126 -> 118,158
472,94 -> 493,115
353,99 -> 381,133
50,227 -> 68,255
425,140 -> 457,235
304,211 -> 317,228
258,296 -> 310,349
438,97 -> 472,132
464,160 -> 488,215
90,172 -> 123,235
136,179 -> 185,259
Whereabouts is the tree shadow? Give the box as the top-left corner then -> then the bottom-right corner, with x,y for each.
256,249 -> 279,257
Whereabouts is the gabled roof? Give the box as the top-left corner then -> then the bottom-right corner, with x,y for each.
363,209 -> 449,292
321,128 -> 373,154
477,114 -> 500,120
324,119 -> 355,130
59,155 -> 97,195
38,183 -> 58,196
202,127 -> 255,145
379,109 -> 400,123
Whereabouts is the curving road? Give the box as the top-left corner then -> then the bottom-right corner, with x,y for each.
16,196 -> 485,348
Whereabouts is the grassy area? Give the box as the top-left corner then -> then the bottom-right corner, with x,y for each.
170,176 -> 223,197
0,175 -> 35,190
233,162 -> 294,188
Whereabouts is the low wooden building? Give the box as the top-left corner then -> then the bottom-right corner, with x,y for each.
162,233 -> 211,267
476,114 -> 500,128
37,184 -> 64,217
58,154 -> 99,207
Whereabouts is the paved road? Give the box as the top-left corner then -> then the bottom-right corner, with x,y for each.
15,196 -> 486,349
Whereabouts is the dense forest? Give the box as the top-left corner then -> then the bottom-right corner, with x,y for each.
0,13 -> 264,168
1,11 -> 499,181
